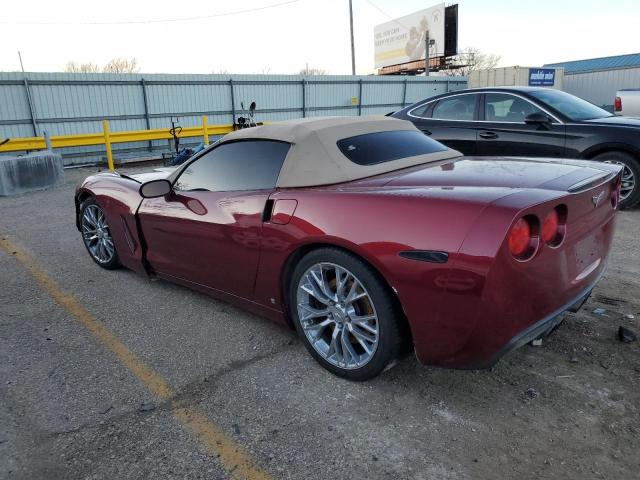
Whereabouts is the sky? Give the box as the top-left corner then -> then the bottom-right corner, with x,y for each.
1,0 -> 638,75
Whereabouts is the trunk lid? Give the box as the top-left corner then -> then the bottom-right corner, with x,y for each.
380,157 -> 618,192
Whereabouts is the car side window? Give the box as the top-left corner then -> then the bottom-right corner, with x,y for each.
484,93 -> 545,123
408,103 -> 431,118
431,95 -> 477,121
174,140 -> 290,192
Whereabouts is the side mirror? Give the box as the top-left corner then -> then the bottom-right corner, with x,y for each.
525,112 -> 551,125
139,179 -> 172,198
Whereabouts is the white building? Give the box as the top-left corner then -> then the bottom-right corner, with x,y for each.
544,53 -> 640,111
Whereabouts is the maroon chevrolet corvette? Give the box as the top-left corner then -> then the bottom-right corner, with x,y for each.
75,116 -> 622,380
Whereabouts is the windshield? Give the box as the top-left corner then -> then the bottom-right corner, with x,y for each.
529,89 -> 612,121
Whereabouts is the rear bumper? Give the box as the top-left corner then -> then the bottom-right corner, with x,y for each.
462,269 -> 602,370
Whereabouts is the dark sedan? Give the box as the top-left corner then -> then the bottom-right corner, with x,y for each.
392,87 -> 640,208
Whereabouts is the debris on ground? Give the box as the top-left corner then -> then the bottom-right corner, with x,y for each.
525,388 -> 540,400
593,308 -> 608,316
138,402 -> 156,412
618,326 -> 637,343
624,313 -> 635,320
531,339 -> 543,347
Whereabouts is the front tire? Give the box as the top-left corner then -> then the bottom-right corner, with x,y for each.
594,151 -> 640,209
79,197 -> 119,269
289,248 -> 403,381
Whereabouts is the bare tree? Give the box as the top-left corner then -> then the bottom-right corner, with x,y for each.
443,47 -> 501,76
299,64 -> 327,76
102,58 -> 140,74
63,58 -> 140,73
64,61 -> 100,73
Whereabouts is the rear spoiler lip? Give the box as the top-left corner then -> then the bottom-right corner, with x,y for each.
567,171 -> 617,193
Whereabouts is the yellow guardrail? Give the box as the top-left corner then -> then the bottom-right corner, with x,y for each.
0,115 -> 234,170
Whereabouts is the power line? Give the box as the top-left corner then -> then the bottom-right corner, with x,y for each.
364,0 -> 408,30
1,0 -> 301,25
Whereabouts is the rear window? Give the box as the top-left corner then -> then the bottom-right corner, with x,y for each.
336,130 -> 448,165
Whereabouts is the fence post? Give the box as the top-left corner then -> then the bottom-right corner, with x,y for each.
202,115 -> 209,145
43,131 -> 52,150
301,79 -> 306,118
23,78 -> 38,136
102,120 -> 114,171
357,78 -> 363,116
229,79 -> 236,126
140,78 -> 152,152
402,78 -> 408,107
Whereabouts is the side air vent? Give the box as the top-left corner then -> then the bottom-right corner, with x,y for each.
399,250 -> 449,263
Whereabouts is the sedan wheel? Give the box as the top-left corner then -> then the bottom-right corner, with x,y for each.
604,160 -> 635,203
80,198 -> 119,269
290,248 -> 403,381
595,151 -> 640,209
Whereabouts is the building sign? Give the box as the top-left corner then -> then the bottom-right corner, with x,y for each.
528,68 -> 556,86
374,3 -> 445,69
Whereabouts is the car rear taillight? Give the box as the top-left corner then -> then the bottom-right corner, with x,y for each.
508,216 -> 538,260
541,206 -> 567,248
614,96 -> 622,112
542,210 -> 559,242
541,207 -> 567,247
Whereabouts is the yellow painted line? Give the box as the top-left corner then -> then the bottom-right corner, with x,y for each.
0,235 -> 272,480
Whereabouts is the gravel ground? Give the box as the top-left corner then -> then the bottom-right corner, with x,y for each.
1,165 -> 638,480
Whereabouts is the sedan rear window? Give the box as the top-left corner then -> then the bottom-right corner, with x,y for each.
529,89 -> 611,121
336,130 -> 448,165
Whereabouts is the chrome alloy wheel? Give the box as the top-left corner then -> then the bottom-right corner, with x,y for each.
296,262 -> 379,369
605,160 -> 635,201
81,204 -> 115,264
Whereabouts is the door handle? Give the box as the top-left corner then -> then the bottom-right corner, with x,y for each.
479,131 -> 498,140
422,129 -> 432,136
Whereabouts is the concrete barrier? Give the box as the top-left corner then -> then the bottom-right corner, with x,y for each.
0,151 -> 64,196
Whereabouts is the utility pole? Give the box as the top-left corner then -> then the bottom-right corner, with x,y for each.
424,31 -> 436,76
349,0 -> 356,75
18,51 -> 25,72
424,31 -> 430,77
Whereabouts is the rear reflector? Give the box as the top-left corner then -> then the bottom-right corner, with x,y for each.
614,96 -> 622,112
508,218 -> 531,256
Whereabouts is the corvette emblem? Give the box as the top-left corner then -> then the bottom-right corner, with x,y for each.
592,190 -> 605,208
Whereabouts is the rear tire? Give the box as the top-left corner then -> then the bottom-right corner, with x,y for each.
289,247 -> 403,381
594,151 -> 640,209
79,197 -> 120,270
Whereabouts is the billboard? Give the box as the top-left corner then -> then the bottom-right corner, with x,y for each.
528,68 -> 556,86
444,4 -> 458,58
374,3 -> 446,69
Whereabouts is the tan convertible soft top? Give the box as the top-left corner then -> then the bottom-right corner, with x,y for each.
222,116 -> 461,188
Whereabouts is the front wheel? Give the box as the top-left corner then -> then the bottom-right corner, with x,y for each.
594,151 -> 640,209
289,248 -> 403,381
80,197 -> 119,269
